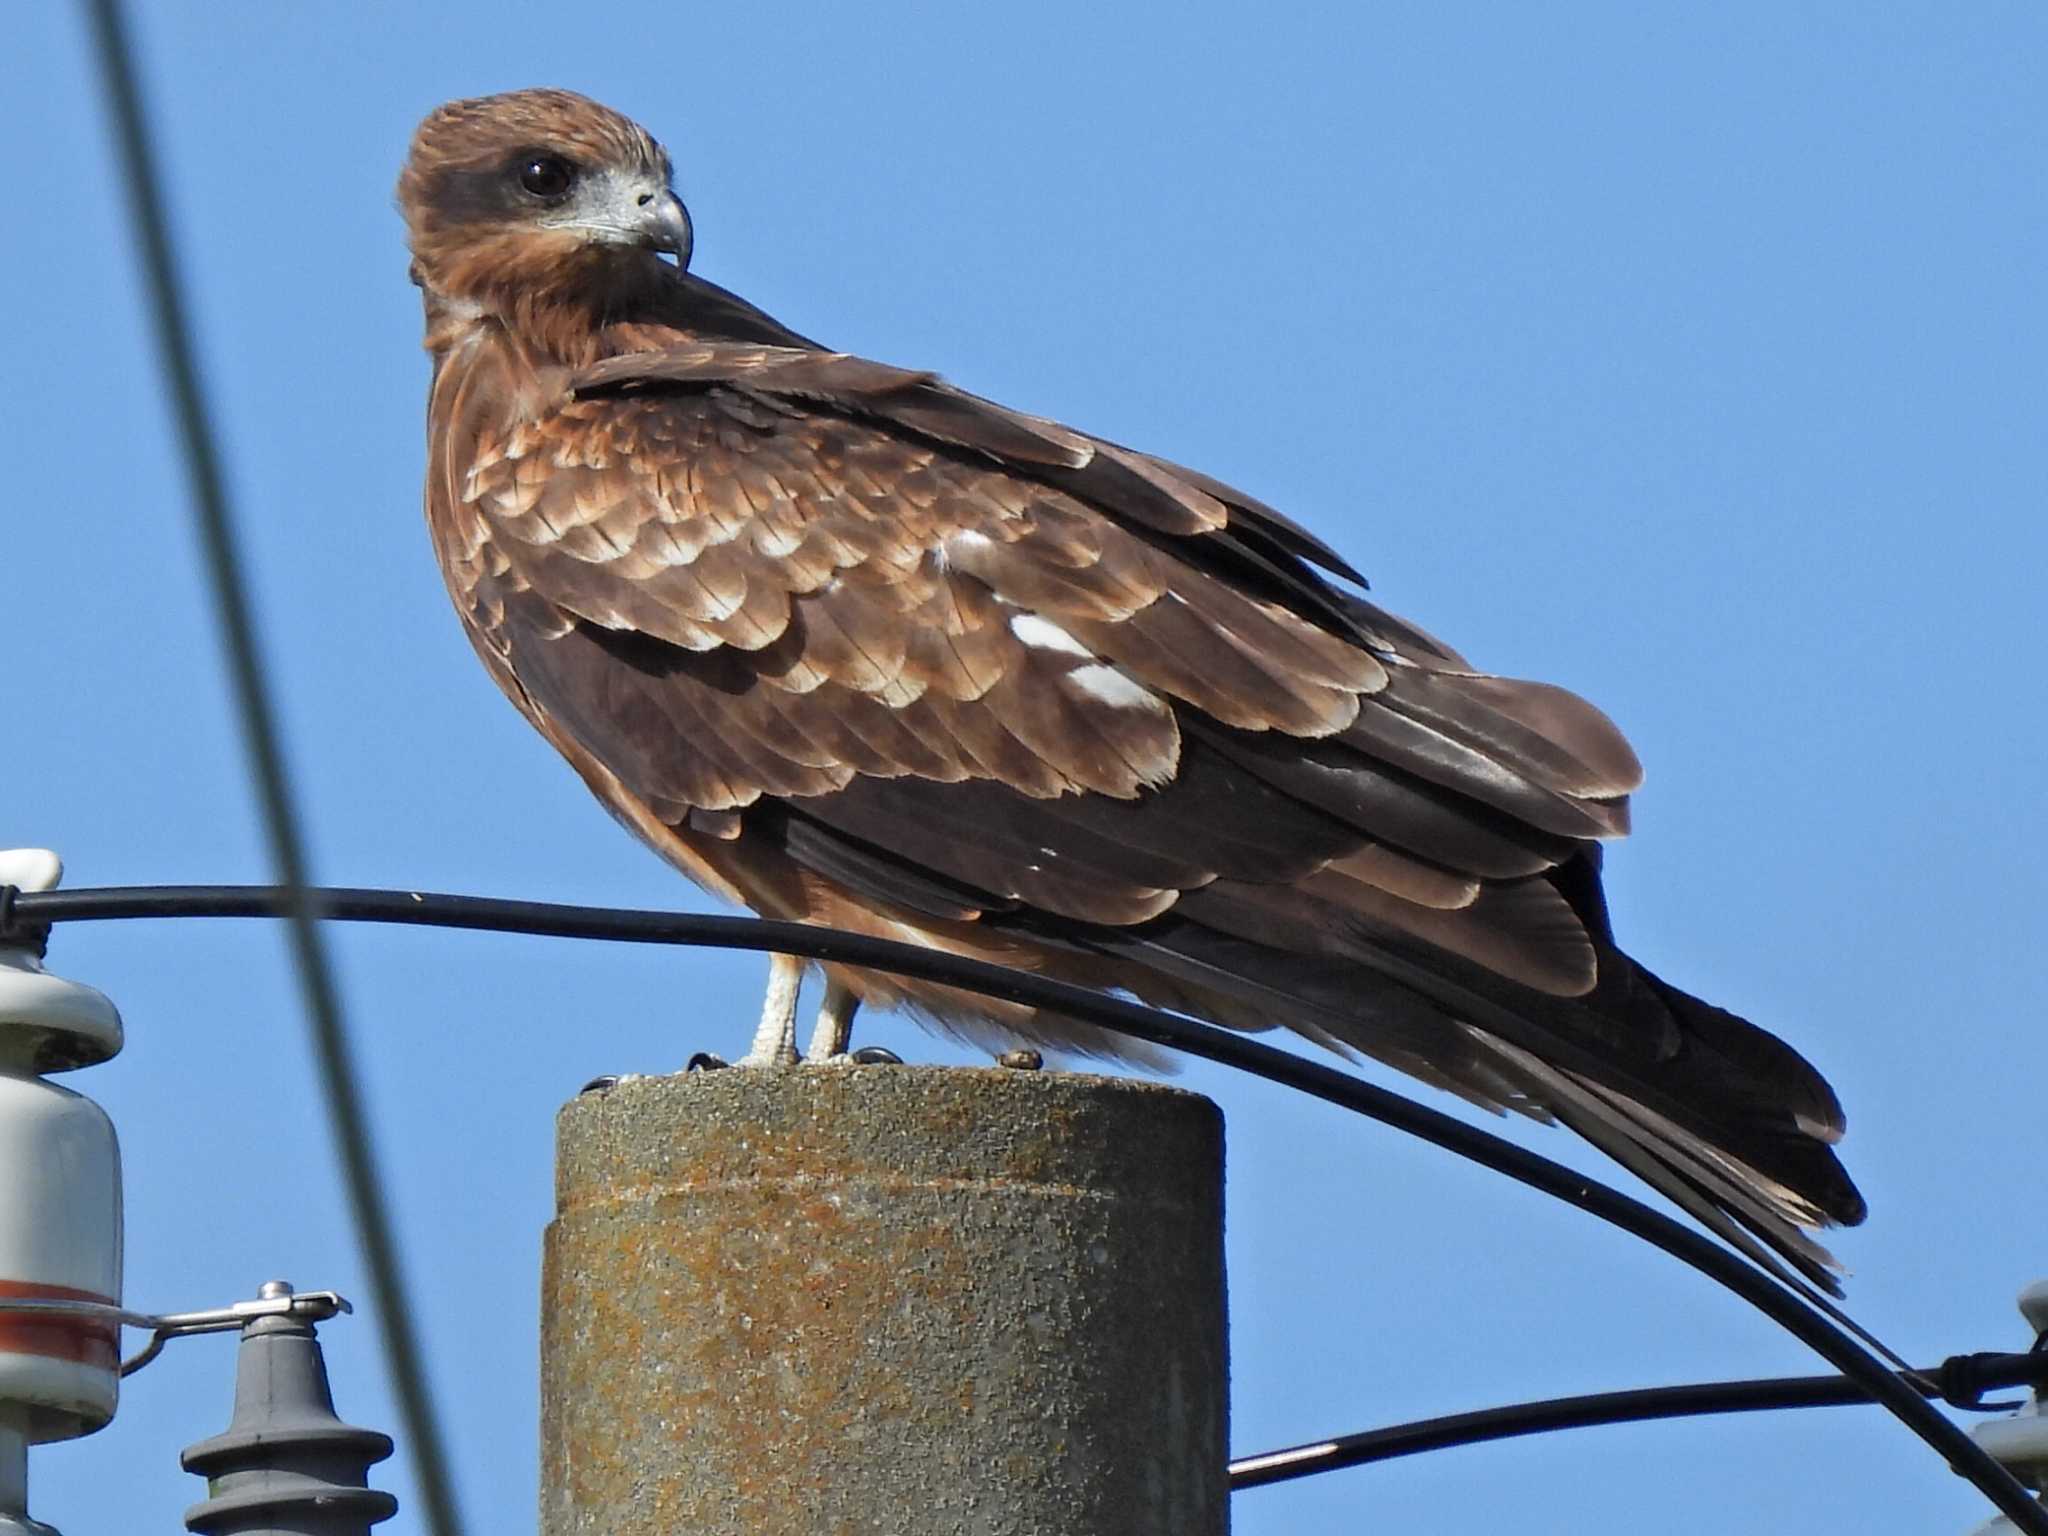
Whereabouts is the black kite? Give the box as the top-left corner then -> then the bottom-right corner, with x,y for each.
398,89 -> 1863,1289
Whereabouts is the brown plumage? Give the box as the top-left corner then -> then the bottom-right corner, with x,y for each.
398,88 -> 1864,1290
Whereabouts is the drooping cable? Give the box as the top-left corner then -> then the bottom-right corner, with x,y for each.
9,883 -> 2044,1532
1228,1352 -> 2048,1489
70,14 -> 465,1534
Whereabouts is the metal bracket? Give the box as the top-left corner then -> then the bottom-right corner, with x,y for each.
0,1289 -> 350,1376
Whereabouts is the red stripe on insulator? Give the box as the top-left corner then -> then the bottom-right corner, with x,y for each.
0,1278 -> 119,1369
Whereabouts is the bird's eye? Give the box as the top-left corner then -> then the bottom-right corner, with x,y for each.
517,155 -> 575,199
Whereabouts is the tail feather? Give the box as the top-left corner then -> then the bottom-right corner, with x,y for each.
1084,912 -> 1864,1290
1570,951 -> 1865,1228
1472,1032 -> 1847,1295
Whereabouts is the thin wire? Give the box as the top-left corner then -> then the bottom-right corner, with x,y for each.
71,13 -> 464,1535
12,884 -> 2048,1532
1228,1353 -> 2048,1490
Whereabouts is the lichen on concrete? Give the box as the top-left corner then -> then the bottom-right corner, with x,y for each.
541,1065 -> 1227,1535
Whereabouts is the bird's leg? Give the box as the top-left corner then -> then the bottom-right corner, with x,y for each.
804,979 -> 862,1064
735,952 -> 804,1068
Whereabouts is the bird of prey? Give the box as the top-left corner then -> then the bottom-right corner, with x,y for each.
398,89 -> 1863,1289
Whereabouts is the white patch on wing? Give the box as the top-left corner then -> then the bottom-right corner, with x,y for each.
934,528 -> 990,572
1067,663 -> 1166,712
1008,613 -> 1093,657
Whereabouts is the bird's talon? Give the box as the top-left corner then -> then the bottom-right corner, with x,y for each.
686,1052 -> 730,1072
849,1046 -> 903,1065
579,1074 -> 623,1095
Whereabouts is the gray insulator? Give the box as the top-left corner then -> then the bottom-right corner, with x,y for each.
180,1283 -> 397,1536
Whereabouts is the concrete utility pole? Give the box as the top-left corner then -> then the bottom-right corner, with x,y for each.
541,1064 -> 1227,1534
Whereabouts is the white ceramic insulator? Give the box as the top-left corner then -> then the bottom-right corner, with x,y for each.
0,851 -> 124,1443
1967,1280 -> 2048,1533
1976,1414 -> 2048,1491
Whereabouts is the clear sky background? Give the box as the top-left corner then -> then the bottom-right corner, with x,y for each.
5,4 -> 2044,1532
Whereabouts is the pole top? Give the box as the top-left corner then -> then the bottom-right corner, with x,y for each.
545,1064 -> 1228,1536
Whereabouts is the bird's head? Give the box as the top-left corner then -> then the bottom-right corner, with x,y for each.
398,89 -> 691,336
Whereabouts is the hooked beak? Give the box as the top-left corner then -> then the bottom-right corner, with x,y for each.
636,189 -> 693,269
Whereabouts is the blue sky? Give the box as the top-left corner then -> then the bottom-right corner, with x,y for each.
6,4 -> 2044,1531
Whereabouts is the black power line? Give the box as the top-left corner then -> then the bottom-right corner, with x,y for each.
1229,1352 -> 2048,1490
71,12 -> 464,1536
10,882 -> 2047,1534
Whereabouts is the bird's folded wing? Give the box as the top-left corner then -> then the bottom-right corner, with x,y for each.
442,342 -> 1636,960
430,338 -> 1860,1284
